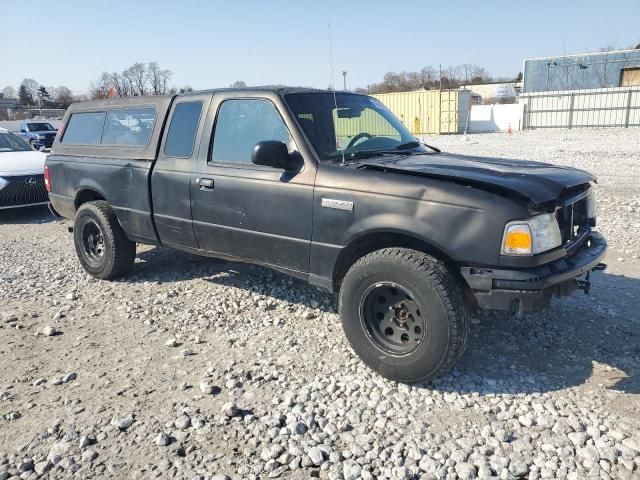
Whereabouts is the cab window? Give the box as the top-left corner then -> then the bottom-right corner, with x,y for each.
210,99 -> 291,165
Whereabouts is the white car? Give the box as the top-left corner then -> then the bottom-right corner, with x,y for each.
0,127 -> 48,210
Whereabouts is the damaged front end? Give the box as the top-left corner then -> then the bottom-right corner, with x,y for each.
460,187 -> 607,314
461,232 -> 607,313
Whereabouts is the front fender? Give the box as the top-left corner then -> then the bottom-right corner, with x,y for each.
339,210 -> 482,262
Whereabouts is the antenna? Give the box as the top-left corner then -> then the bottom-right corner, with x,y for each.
328,23 -> 346,165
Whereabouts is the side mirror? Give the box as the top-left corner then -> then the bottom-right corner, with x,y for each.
251,140 -> 291,169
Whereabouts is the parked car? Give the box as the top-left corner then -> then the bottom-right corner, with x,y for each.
0,128 -> 48,209
45,88 -> 607,383
17,121 -> 58,150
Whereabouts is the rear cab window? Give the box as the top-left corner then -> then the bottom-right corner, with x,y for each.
62,112 -> 106,145
61,108 -> 156,146
101,108 -> 156,146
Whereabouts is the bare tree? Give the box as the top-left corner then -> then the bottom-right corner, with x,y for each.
90,61 -> 177,99
159,69 -> 172,95
419,66 -> 437,86
109,72 -> 129,97
19,78 -> 39,105
126,63 -> 147,96
53,86 -> 75,106
1,86 -> 16,98
147,62 -> 173,95
89,72 -> 113,99
367,64 -> 504,93
231,80 -> 247,88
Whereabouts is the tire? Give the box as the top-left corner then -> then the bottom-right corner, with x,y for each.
339,248 -> 470,384
73,200 -> 136,279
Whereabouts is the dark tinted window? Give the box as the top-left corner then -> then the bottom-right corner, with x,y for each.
164,101 -> 203,157
211,99 -> 290,164
101,108 -> 156,146
27,123 -> 55,132
62,112 -> 106,145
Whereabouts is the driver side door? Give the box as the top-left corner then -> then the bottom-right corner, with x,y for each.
190,93 -> 316,276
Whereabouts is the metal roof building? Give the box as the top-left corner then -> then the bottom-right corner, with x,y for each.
523,48 -> 640,93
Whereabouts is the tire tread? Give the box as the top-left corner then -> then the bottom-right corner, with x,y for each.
74,200 -> 136,279
339,247 -> 470,383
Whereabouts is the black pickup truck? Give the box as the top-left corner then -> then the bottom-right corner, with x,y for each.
46,88 -> 607,383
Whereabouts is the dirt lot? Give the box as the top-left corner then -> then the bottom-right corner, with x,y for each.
1,128 -> 639,480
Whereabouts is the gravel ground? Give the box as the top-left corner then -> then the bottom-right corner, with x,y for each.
1,127 -> 639,480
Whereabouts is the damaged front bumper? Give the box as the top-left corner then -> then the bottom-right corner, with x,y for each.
461,232 -> 607,313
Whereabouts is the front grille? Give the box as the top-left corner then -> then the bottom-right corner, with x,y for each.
556,196 -> 589,246
39,134 -> 56,147
0,174 -> 48,208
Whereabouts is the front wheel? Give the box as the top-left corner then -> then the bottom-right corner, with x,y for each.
339,248 -> 470,384
73,200 -> 136,279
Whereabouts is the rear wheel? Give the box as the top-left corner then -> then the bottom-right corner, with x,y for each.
73,201 -> 136,279
339,248 -> 470,383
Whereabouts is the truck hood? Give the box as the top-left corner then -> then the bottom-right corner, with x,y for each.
359,152 -> 595,205
0,150 -> 47,176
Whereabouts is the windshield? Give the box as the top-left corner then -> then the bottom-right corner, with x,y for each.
27,122 -> 55,132
0,132 -> 32,152
285,92 -> 427,161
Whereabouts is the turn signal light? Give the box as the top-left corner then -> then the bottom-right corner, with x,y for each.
502,225 -> 532,255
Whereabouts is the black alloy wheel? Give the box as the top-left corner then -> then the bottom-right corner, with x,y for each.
359,282 -> 426,356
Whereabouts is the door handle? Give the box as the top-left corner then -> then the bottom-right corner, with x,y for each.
197,177 -> 214,190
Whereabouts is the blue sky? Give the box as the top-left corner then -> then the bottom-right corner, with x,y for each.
2,0 -> 639,94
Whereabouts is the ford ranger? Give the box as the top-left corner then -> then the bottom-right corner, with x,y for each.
45,88 -> 607,383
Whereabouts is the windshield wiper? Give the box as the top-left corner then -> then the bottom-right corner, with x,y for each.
347,149 -> 415,159
395,140 -> 441,153
395,141 -> 421,150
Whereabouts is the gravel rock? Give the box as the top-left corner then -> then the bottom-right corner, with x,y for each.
81,449 -> 97,462
33,461 -> 52,475
42,326 -> 58,336
456,462 -> 477,479
307,446 -> 325,466
175,415 -> 191,430
220,402 -> 238,419
110,415 -> 134,430
199,380 -> 216,394
155,432 -> 170,447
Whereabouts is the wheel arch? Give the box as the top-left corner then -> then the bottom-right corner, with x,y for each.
332,230 -> 457,293
74,188 -> 107,210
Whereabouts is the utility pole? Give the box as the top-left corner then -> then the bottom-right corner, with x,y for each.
342,71 -> 347,91
439,64 -> 442,91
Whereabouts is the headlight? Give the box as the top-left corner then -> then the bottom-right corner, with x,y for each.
586,191 -> 597,219
0,177 -> 7,191
37,134 -> 45,139
502,213 -> 562,256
